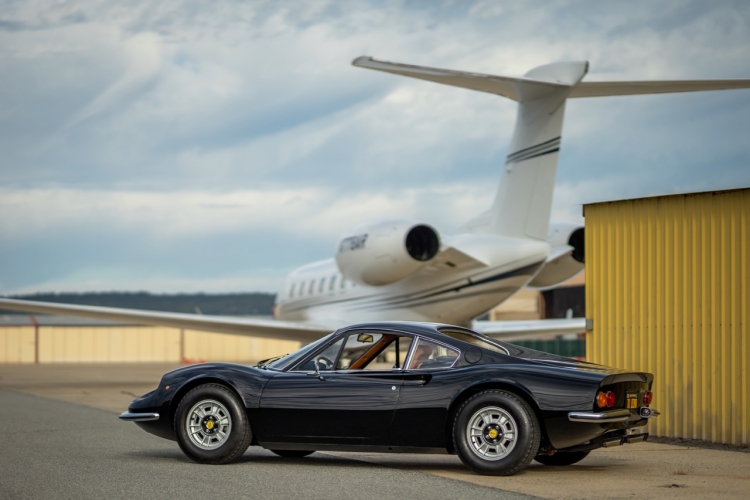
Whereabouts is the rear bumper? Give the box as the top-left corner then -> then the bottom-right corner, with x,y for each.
568,407 -> 660,423
568,409 -> 631,422
119,411 -> 160,422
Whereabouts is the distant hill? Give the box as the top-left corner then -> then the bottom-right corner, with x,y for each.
9,292 -> 276,316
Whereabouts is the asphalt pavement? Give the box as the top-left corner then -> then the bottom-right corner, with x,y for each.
0,388 -> 536,500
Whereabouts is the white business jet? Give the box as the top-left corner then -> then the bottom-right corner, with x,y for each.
2,57 -> 749,343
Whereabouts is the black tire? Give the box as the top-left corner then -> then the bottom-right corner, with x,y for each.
174,383 -> 253,464
270,450 -> 315,458
534,451 -> 590,466
453,390 -> 541,476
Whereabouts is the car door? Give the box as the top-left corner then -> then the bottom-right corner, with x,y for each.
257,331 -> 410,445
387,337 -> 462,448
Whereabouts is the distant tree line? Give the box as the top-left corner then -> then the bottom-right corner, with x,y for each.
10,292 -> 277,316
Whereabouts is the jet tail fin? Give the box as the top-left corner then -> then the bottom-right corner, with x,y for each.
353,56 -> 750,241
354,56 -> 587,240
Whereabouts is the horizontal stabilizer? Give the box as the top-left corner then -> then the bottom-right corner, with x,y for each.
0,298 -> 331,343
570,79 -> 750,98
354,56 -> 750,101
472,317 -> 586,341
352,56 -> 582,102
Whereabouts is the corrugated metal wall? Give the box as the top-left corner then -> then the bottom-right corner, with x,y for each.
0,325 -> 301,364
585,188 -> 749,445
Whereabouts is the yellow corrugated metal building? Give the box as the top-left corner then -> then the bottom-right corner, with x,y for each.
0,318 -> 301,365
585,187 -> 749,446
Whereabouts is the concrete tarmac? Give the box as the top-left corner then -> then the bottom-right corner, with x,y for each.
1,363 -> 749,499
0,389 -> 534,500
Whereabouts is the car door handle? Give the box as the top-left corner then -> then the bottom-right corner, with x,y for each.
402,374 -> 432,386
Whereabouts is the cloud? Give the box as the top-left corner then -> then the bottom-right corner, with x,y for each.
63,32 -> 163,129
1,0 -> 750,293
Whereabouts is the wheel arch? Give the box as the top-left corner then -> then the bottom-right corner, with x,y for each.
445,380 -> 548,454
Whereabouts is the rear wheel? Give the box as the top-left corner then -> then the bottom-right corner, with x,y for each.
270,450 -> 315,458
534,451 -> 590,466
453,390 -> 540,476
174,383 -> 252,464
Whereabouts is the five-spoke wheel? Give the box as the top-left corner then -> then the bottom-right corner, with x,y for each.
175,384 -> 253,464
465,406 -> 518,461
454,390 -> 540,476
185,399 -> 233,450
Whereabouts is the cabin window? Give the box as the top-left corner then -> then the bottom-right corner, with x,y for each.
319,278 -> 326,293
289,283 -> 296,298
299,281 -> 305,296
308,280 -> 315,295
329,275 -> 337,291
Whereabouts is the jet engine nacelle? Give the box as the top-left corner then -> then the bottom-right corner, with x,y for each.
527,221 -> 585,290
335,220 -> 440,286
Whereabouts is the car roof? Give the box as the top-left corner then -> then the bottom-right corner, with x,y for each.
336,321 -> 475,342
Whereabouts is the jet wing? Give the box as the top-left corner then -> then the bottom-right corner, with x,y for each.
0,298 -> 332,343
472,318 -> 586,341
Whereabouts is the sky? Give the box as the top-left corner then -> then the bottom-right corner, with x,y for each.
1,0 -> 750,295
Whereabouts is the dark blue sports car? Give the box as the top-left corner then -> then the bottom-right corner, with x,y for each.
120,322 -> 658,475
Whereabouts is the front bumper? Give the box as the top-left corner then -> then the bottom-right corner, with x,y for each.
568,407 -> 660,423
119,411 -> 160,422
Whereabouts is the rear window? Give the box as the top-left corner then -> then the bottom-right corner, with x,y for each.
438,328 -> 509,355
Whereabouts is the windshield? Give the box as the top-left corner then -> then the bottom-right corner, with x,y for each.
438,327 -> 509,355
265,332 -> 336,370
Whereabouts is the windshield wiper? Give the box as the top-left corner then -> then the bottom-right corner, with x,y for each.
257,354 -> 287,370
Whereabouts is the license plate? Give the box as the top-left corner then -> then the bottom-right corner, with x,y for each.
626,392 -> 638,409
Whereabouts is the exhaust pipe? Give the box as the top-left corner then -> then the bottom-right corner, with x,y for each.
626,433 -> 648,444
602,438 -> 623,448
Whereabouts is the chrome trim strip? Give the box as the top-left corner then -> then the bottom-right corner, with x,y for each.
568,409 -> 632,423
119,412 -> 160,422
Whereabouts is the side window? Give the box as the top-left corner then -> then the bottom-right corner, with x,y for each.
299,281 -> 305,296
295,338 -> 344,372
407,338 -> 459,370
318,278 -> 326,293
337,333 -> 384,370
329,275 -> 337,291
340,278 -> 346,290
289,283 -> 296,298
308,280 -> 315,295
362,335 -> 414,371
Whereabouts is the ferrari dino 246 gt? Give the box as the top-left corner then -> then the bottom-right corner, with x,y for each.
120,322 -> 658,475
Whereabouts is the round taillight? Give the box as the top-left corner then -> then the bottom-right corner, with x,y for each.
643,391 -> 653,405
606,391 -> 616,407
597,391 -> 608,408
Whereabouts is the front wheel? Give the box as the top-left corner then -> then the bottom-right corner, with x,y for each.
534,451 -> 590,466
174,383 -> 253,464
453,390 -> 541,476
270,450 -> 315,458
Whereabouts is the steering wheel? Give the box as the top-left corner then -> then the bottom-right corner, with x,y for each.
315,356 -> 334,371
